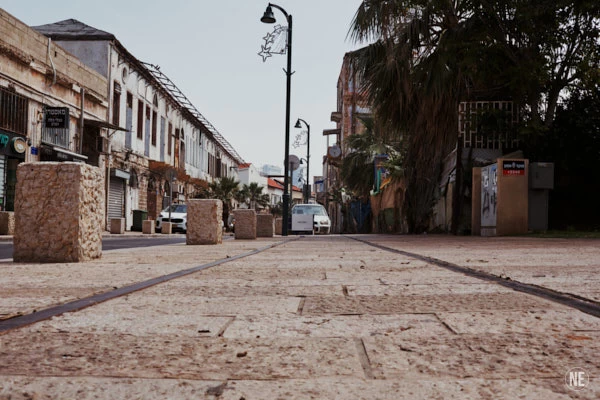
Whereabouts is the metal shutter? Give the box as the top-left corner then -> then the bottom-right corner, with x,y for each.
108,176 -> 125,219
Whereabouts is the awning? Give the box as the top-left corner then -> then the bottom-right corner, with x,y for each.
84,118 -> 128,131
53,146 -> 88,161
323,128 -> 341,136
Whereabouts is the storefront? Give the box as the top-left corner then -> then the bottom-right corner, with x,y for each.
0,130 -> 27,211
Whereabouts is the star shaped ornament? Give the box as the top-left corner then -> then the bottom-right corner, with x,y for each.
258,44 -> 273,62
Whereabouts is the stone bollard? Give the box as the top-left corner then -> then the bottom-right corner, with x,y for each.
256,214 -> 274,237
186,199 -> 223,245
0,211 -> 15,235
275,218 -> 283,235
161,222 -> 173,234
110,218 -> 125,234
13,162 -> 104,263
142,220 -> 155,234
234,209 -> 257,240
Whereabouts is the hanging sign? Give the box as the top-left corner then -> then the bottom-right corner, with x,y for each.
45,107 -> 70,129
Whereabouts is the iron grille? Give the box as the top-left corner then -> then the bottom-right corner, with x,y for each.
459,101 -> 520,150
0,86 -> 28,135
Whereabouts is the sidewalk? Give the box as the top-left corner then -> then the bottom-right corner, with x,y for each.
0,234 -> 598,399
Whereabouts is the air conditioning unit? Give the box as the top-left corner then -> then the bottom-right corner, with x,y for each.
96,136 -> 109,153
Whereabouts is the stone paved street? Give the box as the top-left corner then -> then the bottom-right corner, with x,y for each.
0,235 -> 598,399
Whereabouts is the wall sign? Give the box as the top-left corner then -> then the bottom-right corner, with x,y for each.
45,107 -> 70,129
0,130 -> 27,158
502,160 -> 526,176
11,137 -> 27,154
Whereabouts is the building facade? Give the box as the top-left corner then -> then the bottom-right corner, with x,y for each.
323,51 -> 371,233
33,18 -> 244,230
0,9 -> 108,213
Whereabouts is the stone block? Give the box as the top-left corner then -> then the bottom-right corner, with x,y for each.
110,218 -> 125,234
275,218 -> 283,235
234,209 -> 257,240
0,211 -> 15,235
186,199 -> 223,245
256,214 -> 274,237
13,162 -> 104,263
142,220 -> 155,235
161,222 -> 172,234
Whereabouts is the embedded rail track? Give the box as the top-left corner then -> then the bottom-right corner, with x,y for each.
0,238 -> 296,333
351,236 -> 600,319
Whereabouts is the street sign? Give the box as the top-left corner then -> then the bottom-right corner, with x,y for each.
289,155 -> 300,171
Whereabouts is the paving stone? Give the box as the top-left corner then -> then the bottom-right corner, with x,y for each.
303,293 -> 555,315
362,332 -> 600,382
437,309 -> 600,334
0,376 -> 593,400
0,332 -> 364,381
347,282 -> 514,296
223,314 -> 449,339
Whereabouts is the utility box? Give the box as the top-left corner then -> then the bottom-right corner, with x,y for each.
132,209 -> 148,231
480,158 -> 529,236
529,162 -> 554,231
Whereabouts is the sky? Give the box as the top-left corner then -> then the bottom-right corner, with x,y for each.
3,0 -> 365,183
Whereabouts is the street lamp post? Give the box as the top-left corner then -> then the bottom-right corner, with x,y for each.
294,118 -> 310,203
261,3 -> 292,236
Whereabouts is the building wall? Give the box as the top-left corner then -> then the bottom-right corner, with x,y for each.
238,164 -> 267,188
0,11 -> 106,98
0,8 -> 108,212
56,40 -> 110,78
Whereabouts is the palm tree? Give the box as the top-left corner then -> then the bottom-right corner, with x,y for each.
208,176 -> 240,226
350,0 -> 600,233
243,182 -> 268,210
349,1 -> 485,232
341,116 -> 400,198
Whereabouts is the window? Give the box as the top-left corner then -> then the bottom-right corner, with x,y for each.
180,142 -> 186,170
151,110 -> 157,146
0,86 -> 28,135
112,83 -> 121,126
137,100 -> 144,139
168,122 -> 172,155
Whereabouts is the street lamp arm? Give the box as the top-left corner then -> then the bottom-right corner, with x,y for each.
295,118 -> 309,129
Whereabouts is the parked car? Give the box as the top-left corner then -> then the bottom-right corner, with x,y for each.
156,204 -> 187,233
291,204 -> 331,234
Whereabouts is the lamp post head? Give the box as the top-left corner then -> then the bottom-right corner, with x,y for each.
261,5 -> 276,23
294,119 -> 302,128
